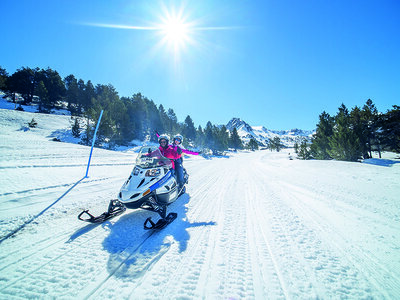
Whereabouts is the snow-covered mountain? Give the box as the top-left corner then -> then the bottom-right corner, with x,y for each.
226,117 -> 314,147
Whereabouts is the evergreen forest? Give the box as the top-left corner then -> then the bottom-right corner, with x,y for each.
1,65 -> 399,160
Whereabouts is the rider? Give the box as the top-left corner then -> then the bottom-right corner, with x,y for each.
157,134 -> 182,171
172,134 -> 199,190
172,134 -> 199,156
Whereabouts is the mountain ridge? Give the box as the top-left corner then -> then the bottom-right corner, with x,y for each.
225,117 -> 314,147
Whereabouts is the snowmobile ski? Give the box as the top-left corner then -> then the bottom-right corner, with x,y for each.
144,212 -> 177,230
78,199 -> 126,223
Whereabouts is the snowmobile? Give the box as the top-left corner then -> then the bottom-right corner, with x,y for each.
78,146 -> 188,230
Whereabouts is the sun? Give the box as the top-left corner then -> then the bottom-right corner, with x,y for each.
162,18 -> 189,44
158,12 -> 192,56
83,4 -> 236,64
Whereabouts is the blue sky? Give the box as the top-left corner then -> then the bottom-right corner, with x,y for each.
1,0 -> 399,130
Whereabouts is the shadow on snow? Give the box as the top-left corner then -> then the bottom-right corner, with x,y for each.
363,158 -> 400,167
82,194 -> 216,279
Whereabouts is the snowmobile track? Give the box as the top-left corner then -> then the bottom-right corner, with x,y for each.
158,183 -> 224,298
246,167 -> 291,299
278,180 -> 400,298
80,230 -> 157,299
0,226 -> 103,294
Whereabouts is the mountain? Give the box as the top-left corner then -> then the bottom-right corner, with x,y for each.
226,117 -> 314,147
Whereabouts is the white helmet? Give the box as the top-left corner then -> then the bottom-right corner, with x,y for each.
173,134 -> 183,143
158,134 -> 170,144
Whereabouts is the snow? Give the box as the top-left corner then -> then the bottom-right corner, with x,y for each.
1,102 -> 400,299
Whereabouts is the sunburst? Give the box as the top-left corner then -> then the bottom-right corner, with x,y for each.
83,4 -> 236,64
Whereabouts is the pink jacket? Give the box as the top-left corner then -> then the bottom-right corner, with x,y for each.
179,147 -> 199,156
159,145 -> 181,169
155,132 -> 199,156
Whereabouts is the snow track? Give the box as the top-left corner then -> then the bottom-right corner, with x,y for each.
1,124 -> 399,299
277,181 -> 400,298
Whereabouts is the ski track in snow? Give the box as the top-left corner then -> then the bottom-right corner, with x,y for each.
0,152 -> 399,299
1,108 -> 400,299
1,151 -> 400,299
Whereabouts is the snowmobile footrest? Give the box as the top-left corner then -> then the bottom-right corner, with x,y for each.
144,212 -> 177,230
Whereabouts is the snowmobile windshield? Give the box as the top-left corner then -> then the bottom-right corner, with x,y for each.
136,146 -> 173,169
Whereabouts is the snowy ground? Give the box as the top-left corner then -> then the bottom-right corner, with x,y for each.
1,105 -> 400,299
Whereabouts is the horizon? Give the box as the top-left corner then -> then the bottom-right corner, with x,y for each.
1,0 -> 399,130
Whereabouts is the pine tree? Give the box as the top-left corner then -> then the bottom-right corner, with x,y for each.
0,66 -> 8,91
76,79 -> 93,114
361,99 -> 380,158
167,108 -> 178,134
328,104 -> 362,161
204,121 -> 215,152
310,111 -> 334,159
183,115 -> 196,143
229,127 -> 243,151
269,136 -> 283,152
350,106 -> 367,158
72,118 -> 80,138
298,140 -> 312,159
7,67 -> 39,104
83,80 -> 95,112
158,105 -> 169,135
381,105 -> 400,153
294,141 -> 299,154
247,138 -> 259,151
195,125 -> 205,148
64,74 -> 79,115
214,125 -> 229,152
130,93 -> 148,140
35,81 -> 50,113
146,99 -> 163,142
81,121 -> 93,146
36,68 -> 66,109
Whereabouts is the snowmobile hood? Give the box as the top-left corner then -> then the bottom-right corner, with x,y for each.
118,146 -> 176,204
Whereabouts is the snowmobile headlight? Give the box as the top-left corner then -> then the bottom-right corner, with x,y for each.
145,168 -> 160,177
133,167 -> 140,176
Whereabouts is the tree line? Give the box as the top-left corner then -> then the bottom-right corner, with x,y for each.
1,66 -> 398,158
0,65 -> 250,153
296,99 -> 400,161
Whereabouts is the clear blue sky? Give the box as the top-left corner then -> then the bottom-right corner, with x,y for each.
1,0 -> 399,130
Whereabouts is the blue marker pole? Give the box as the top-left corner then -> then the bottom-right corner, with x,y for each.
85,110 -> 104,178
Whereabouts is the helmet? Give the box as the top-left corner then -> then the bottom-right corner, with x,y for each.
158,134 -> 170,144
173,134 -> 183,143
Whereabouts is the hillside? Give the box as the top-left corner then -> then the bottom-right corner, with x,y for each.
1,107 -> 400,298
1,95 -> 313,148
